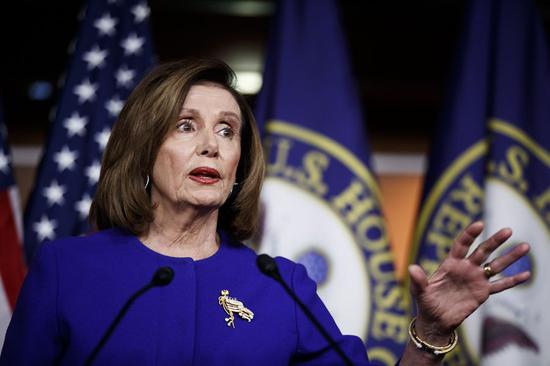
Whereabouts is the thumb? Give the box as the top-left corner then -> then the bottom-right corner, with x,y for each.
408,264 -> 428,298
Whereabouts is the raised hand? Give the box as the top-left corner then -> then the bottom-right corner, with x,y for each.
408,221 -> 530,338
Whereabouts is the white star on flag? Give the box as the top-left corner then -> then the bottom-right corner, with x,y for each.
83,45 -> 108,69
74,79 -> 98,103
116,66 -> 136,88
53,146 -> 78,171
95,128 -> 111,151
24,0 -> 155,258
63,112 -> 88,137
0,150 -> 9,173
94,13 -> 117,36
85,161 -> 101,185
33,215 -> 57,242
43,180 -> 67,206
132,3 -> 150,22
105,96 -> 124,117
75,194 -> 93,219
121,33 -> 144,55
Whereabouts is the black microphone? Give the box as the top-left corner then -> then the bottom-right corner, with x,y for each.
83,266 -> 174,366
256,254 -> 354,366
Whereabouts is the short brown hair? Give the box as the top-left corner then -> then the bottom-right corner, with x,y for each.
89,59 -> 265,240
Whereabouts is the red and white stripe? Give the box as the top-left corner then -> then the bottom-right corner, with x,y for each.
0,185 -> 26,347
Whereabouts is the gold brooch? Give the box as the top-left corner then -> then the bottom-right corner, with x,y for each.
218,289 -> 254,328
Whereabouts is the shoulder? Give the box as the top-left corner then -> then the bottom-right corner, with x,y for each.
45,228 -> 129,248
219,234 -> 311,285
274,256 -> 318,298
45,228 -> 127,247
227,240 -> 313,291
274,255 -> 305,274
274,255 -> 313,288
31,228 -> 133,267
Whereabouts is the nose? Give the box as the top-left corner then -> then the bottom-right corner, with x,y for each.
197,130 -> 219,158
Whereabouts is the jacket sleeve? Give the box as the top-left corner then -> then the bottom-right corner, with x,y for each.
0,242 -> 65,365
287,261 -> 371,366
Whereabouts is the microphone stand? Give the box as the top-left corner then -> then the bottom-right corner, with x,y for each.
257,254 -> 354,366
83,267 -> 174,366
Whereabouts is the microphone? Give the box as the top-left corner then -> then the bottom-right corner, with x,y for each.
83,266 -> 174,366
256,254 -> 354,366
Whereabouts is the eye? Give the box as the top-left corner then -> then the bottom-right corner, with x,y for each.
176,119 -> 195,133
216,124 -> 235,139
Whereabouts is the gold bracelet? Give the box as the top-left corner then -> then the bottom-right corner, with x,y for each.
408,317 -> 458,356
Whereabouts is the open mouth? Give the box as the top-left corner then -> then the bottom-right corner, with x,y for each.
189,167 -> 221,184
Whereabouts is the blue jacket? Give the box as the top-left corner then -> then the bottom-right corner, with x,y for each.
1,229 -> 371,365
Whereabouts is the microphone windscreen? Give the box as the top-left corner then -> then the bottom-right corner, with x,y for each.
152,266 -> 174,286
256,254 -> 279,277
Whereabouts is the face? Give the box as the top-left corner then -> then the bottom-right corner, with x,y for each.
151,83 -> 242,212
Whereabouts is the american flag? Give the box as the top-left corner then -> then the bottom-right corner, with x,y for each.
0,103 -> 26,346
23,0 -> 155,262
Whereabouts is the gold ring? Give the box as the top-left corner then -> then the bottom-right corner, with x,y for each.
483,263 -> 494,279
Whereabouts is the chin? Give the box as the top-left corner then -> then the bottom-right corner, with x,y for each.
186,193 -> 227,210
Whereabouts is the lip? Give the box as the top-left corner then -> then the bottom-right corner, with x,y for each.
189,167 -> 221,184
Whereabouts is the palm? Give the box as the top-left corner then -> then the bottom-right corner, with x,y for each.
409,222 -> 530,334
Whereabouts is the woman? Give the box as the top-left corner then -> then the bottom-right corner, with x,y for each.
1,59 -> 530,365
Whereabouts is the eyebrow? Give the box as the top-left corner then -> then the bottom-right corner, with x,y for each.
219,111 -> 242,125
179,109 -> 242,125
179,108 -> 199,117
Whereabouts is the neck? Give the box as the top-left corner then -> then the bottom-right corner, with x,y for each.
140,204 -> 221,260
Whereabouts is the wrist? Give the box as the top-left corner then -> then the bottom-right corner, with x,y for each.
408,317 -> 458,356
414,317 -> 454,346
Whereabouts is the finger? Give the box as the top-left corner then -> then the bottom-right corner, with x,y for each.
485,242 -> 530,275
489,271 -> 531,294
449,221 -> 484,259
408,264 -> 428,298
467,227 -> 512,265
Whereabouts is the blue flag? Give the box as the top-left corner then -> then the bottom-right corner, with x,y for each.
23,0 -> 155,262
412,0 -> 550,364
254,1 -> 407,364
